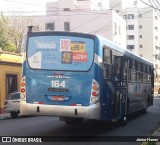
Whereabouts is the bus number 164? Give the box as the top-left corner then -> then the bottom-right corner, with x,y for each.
51,80 -> 65,88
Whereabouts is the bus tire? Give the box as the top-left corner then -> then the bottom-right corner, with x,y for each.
142,92 -> 148,114
65,118 -> 83,125
10,112 -> 18,119
118,115 -> 127,126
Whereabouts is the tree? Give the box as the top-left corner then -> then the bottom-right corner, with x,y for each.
0,14 -> 9,50
0,14 -> 16,52
8,15 -> 33,53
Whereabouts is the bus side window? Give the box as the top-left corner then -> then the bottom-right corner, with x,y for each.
142,64 -> 147,82
103,47 -> 113,79
128,59 -> 132,81
147,66 -> 151,82
114,58 -> 121,74
123,61 -> 128,81
103,47 -> 112,64
130,59 -> 136,82
137,62 -> 143,82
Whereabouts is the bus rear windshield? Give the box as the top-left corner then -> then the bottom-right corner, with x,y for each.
27,35 -> 94,71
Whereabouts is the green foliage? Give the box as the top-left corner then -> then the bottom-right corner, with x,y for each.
141,140 -> 157,145
3,43 -> 16,52
0,15 -> 9,50
0,14 -> 20,53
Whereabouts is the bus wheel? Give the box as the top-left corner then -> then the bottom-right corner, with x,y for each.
142,92 -> 148,114
65,118 -> 83,125
117,115 -> 127,126
10,112 -> 18,119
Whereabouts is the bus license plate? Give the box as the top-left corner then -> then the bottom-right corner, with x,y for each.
52,96 -> 65,101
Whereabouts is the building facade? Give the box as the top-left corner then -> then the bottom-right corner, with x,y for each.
44,0 -> 126,48
0,50 -> 22,113
8,0 -> 126,49
122,7 -> 160,93
110,0 -> 160,93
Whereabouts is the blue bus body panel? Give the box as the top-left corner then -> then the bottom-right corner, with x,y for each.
25,70 -> 93,106
26,32 -> 95,107
94,36 -> 114,121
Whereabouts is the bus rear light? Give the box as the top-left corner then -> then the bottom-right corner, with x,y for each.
71,104 -> 82,106
92,85 -> 99,91
20,77 -> 26,100
21,94 -> 25,99
91,97 -> 98,103
90,79 -> 100,104
21,88 -> 25,93
92,91 -> 98,96
34,102 -> 44,104
21,82 -> 25,87
71,104 -> 77,106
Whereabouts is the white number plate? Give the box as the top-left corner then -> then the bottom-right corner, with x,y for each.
51,80 -> 65,88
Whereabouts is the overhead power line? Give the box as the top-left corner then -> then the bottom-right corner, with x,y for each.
71,2 -> 122,31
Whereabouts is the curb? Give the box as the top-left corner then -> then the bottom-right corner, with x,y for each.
0,113 -> 10,120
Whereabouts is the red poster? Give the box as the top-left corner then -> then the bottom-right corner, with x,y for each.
72,52 -> 88,62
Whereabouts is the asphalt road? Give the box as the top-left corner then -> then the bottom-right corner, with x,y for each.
1,96 -> 160,145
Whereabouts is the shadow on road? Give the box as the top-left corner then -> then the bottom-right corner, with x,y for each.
41,110 -> 147,136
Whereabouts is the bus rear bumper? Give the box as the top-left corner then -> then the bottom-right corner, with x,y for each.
20,101 -> 101,120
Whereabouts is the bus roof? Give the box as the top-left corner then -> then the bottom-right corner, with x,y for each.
27,31 -> 153,68
95,34 -> 153,67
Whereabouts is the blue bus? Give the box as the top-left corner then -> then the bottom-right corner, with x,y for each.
20,28 -> 154,125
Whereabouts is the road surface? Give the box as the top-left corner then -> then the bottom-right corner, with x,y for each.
0,96 -> 160,145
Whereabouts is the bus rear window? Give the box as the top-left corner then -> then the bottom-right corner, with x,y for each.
27,36 -> 94,71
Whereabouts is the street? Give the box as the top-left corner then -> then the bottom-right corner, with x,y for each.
0,96 -> 160,145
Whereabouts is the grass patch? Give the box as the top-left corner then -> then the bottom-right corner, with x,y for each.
141,142 -> 156,145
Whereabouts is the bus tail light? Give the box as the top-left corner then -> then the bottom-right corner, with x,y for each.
21,88 -> 25,93
90,79 -> 99,104
20,77 -> 26,100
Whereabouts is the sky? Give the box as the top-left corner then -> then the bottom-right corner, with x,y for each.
0,0 -> 50,15
0,0 -> 148,16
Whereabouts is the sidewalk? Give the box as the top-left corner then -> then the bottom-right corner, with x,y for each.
0,113 -> 10,120
151,95 -> 160,145
152,127 -> 160,145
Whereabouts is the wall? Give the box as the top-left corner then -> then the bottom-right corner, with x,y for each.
0,51 -> 22,113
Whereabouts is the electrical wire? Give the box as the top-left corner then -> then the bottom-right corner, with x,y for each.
71,2 -> 122,31
148,0 -> 160,16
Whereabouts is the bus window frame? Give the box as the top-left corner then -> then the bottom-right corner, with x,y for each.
103,46 -> 112,64
102,46 -> 113,79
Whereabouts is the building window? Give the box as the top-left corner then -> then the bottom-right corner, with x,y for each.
114,22 -> 117,35
116,10 -> 119,13
139,14 -> 142,17
64,8 -> 70,11
140,45 -> 143,48
155,27 -> 158,30
128,35 -> 134,40
128,25 -> 134,30
128,14 -> 134,19
155,16 -> 158,20
134,1 -> 137,5
64,22 -> 70,31
139,25 -> 142,29
123,15 -> 127,19
119,26 -> 121,35
139,35 -> 142,38
6,74 -> 18,96
45,22 -> 55,30
127,45 -> 135,49
155,46 -> 159,50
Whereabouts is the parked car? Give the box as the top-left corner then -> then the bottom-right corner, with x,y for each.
4,92 -> 20,119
